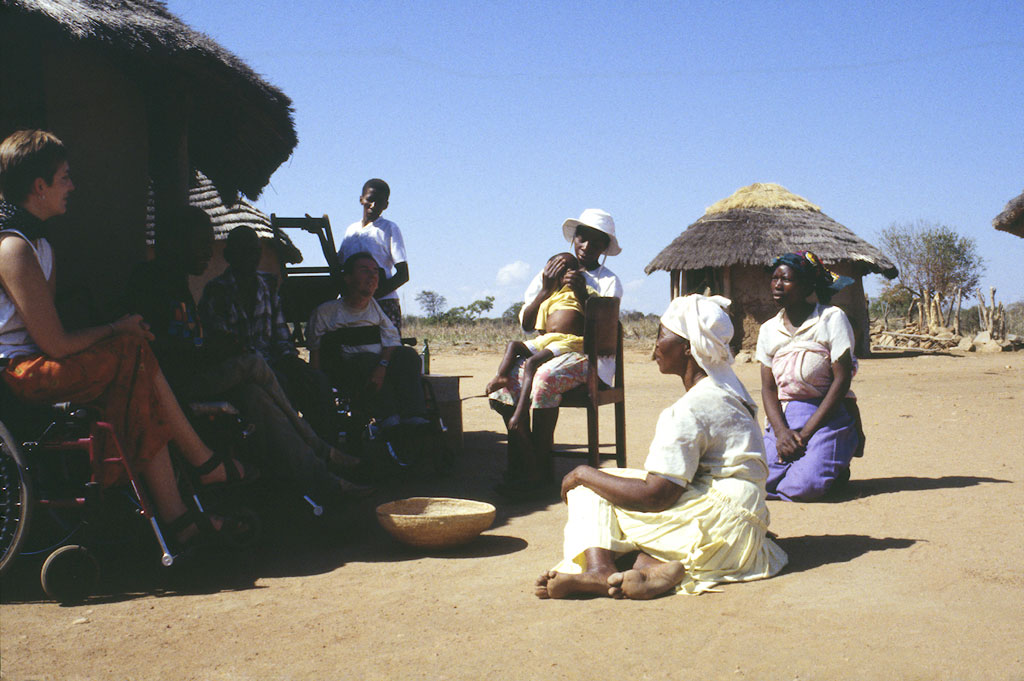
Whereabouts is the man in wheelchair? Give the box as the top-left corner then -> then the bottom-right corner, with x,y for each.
307,252 -> 428,430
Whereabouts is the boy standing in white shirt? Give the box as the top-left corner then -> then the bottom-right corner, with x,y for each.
336,178 -> 409,332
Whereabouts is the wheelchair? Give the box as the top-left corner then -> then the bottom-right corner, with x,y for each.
319,329 -> 453,478
0,383 -> 258,602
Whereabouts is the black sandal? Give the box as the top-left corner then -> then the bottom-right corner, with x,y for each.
191,451 -> 259,489
165,508 -> 259,552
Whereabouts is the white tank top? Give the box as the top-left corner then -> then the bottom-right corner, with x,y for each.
0,229 -> 54,359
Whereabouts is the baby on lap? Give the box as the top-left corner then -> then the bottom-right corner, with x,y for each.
485,252 -> 595,433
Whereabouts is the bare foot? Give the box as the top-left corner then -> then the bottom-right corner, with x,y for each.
484,376 -> 509,395
508,413 -> 529,436
535,569 -> 615,599
607,561 -> 687,600
534,571 -> 555,599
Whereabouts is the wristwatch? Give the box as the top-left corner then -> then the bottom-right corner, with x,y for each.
378,358 -> 390,367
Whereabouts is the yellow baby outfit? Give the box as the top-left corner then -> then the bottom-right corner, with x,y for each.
526,285 -> 595,356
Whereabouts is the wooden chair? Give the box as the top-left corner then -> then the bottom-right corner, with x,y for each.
556,296 -> 626,468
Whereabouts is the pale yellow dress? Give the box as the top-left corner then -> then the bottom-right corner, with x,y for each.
553,378 -> 789,594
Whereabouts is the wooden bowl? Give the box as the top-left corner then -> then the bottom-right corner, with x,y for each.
376,497 -> 496,549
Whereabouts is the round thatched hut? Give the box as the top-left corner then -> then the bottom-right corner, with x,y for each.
993,189 -> 1024,238
145,171 -> 303,301
645,183 -> 897,355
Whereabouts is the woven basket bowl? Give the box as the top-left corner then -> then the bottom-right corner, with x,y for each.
376,497 -> 496,549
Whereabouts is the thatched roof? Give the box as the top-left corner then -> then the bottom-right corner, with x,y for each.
993,189 -> 1024,238
2,0 -> 297,200
146,170 -> 302,263
645,183 -> 898,278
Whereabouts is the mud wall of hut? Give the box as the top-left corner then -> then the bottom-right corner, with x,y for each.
711,264 -> 871,356
2,35 -> 151,325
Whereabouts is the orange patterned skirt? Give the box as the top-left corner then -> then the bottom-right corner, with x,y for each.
3,335 -> 173,486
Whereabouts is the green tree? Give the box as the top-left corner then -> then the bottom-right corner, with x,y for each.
465,296 -> 494,320
415,290 -> 447,318
439,296 -> 495,324
502,301 -> 524,324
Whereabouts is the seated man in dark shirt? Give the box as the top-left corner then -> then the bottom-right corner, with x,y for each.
125,207 -> 366,503
199,225 -> 334,441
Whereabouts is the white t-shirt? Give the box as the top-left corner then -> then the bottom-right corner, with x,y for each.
755,304 -> 856,368
644,378 -> 768,488
306,297 -> 401,355
520,263 -> 623,386
336,218 -> 407,301
0,231 -> 54,359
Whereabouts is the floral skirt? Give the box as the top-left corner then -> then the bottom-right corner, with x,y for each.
488,351 -> 589,410
3,335 -> 173,486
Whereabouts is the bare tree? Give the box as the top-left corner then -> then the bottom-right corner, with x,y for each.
879,221 -> 984,330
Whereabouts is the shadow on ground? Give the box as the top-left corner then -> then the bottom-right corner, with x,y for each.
774,534 -> 919,575
1,428 -> 554,604
825,475 -> 1011,502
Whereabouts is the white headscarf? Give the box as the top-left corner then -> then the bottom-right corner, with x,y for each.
660,294 -> 756,412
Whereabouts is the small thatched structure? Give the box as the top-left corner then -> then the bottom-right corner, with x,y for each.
645,183 -> 898,354
993,189 -> 1024,238
0,0 -> 297,317
145,170 -> 302,300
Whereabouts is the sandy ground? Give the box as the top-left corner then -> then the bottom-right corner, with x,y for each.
2,348 -> 1023,681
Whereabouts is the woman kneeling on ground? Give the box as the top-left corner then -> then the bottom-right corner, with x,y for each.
535,294 -> 787,599
757,251 -> 866,501
0,129 -> 252,549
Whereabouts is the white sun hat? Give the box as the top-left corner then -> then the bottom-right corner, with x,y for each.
562,208 -> 621,256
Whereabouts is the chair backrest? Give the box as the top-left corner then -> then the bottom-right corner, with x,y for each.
271,214 -> 342,345
583,297 -> 620,358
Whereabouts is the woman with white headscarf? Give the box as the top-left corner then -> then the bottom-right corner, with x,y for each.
535,295 -> 787,599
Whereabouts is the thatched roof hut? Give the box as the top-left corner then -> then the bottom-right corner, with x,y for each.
993,189 -> 1024,238
144,170 -> 302,299
0,0 -> 297,319
645,183 -> 897,354
1,0 -> 296,200
145,170 -> 301,257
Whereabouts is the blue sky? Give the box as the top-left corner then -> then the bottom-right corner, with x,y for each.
167,0 -> 1023,316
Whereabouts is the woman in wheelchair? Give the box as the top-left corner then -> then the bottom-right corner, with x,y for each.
0,130 -> 252,548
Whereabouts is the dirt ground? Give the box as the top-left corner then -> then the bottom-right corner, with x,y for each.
2,349 -> 1023,681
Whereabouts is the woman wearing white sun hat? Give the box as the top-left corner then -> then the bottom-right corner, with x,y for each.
489,208 -> 623,497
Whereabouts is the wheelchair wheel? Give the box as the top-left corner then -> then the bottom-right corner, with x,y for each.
41,544 -> 99,603
0,421 -> 33,577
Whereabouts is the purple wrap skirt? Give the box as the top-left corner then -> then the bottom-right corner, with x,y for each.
763,398 -> 858,502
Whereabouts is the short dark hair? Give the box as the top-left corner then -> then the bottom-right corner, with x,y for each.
343,251 -> 377,273
0,130 -> 67,205
549,251 -> 579,269
361,178 -> 390,202
224,225 -> 259,261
